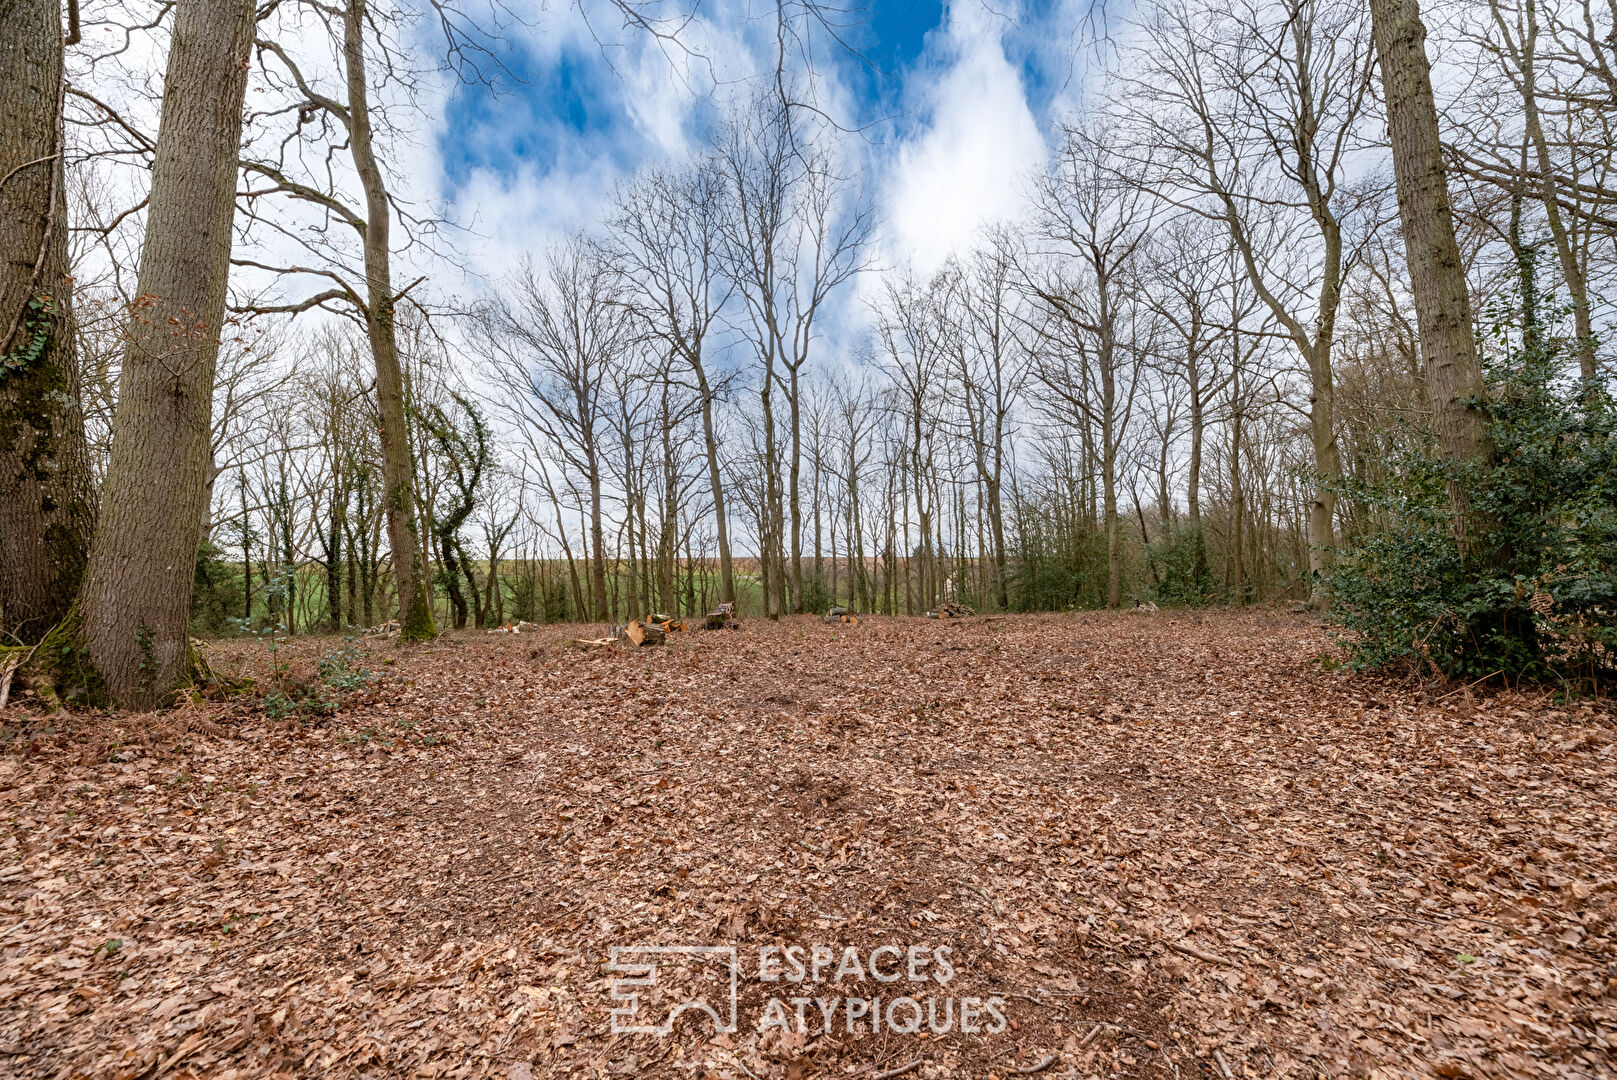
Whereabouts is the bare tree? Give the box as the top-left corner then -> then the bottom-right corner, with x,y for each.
79,0 -> 256,707
1371,0 -> 1493,526
1021,125 -> 1157,609
481,242 -> 634,623
238,0 -> 441,640
946,233 -> 1029,610
1121,0 -> 1380,598
715,89 -> 870,616
606,163 -> 737,605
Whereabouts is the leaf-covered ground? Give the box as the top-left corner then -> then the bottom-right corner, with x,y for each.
1,611 -> 1613,1080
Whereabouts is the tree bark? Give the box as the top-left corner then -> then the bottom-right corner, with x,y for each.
79,0 -> 254,707
0,0 -> 94,641
692,360 -> 734,605
787,367 -> 804,612
1370,0 -> 1491,508
343,0 -> 436,641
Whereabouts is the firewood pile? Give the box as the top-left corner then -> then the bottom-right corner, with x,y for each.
485,620 -> 538,634
703,602 -> 738,631
574,610 -> 714,649
925,603 -> 975,619
823,607 -> 860,625
622,619 -> 665,646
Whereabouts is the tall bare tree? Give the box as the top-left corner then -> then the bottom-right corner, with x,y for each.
715,90 -> 869,615
482,243 -> 633,623
1123,0 -> 1379,597
241,0 -> 438,639
79,0 -> 255,707
1022,126 -> 1156,609
607,164 -> 737,605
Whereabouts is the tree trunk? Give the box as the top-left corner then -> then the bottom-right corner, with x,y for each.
1370,0 -> 1491,525
1306,346 -> 1340,592
587,458 -> 608,621
692,360 -> 734,605
1501,0 -> 1597,380
343,0 -> 435,641
787,368 -> 804,613
0,0 -> 94,641
79,0 -> 254,707
325,482 -> 344,630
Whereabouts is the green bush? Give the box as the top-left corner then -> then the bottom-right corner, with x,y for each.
1144,521 -> 1216,607
317,641 -> 372,692
190,541 -> 245,636
1328,305 -> 1615,689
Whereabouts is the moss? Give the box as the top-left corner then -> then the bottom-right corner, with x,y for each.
32,604 -> 109,710
399,581 -> 437,642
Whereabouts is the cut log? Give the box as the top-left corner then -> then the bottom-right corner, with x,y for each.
624,619 -> 666,647
704,602 -> 736,631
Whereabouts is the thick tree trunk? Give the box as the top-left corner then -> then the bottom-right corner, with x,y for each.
79,0 -> 254,707
343,0 -> 435,641
0,0 -> 94,640
1370,0 -> 1491,516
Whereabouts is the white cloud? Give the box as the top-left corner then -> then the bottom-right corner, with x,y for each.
879,1 -> 1048,273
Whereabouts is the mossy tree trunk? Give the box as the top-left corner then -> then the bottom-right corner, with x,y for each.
1370,0 -> 1492,535
0,0 -> 95,642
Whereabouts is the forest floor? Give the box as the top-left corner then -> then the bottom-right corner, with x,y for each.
0,611 -> 1613,1080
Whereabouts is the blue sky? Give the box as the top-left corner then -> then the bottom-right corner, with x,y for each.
427,1 -> 1091,280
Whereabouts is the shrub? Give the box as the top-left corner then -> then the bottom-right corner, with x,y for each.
1329,303 -> 1615,689
1143,521 -> 1217,607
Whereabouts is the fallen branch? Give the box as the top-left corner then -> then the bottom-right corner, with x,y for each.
1168,940 -> 1240,968
0,654 -> 20,712
1010,1054 -> 1058,1074
1435,670 -> 1503,701
0,633 -> 49,712
796,838 -> 827,856
961,880 -> 1003,917
872,1060 -> 923,1080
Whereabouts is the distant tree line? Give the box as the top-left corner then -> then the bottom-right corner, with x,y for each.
2,0 -> 1612,707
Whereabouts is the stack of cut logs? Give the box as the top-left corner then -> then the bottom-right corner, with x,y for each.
823,607 -> 860,625
703,602 -> 738,631
925,603 -> 975,619
575,604 -> 737,649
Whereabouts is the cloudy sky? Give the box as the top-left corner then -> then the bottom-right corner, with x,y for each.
423,1 -> 1096,287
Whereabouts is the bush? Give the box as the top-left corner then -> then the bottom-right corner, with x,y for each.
1143,521 -> 1217,607
190,541 -> 245,636
1328,305 -> 1615,689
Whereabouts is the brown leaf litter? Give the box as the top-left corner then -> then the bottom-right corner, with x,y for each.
0,611 -> 1612,1079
